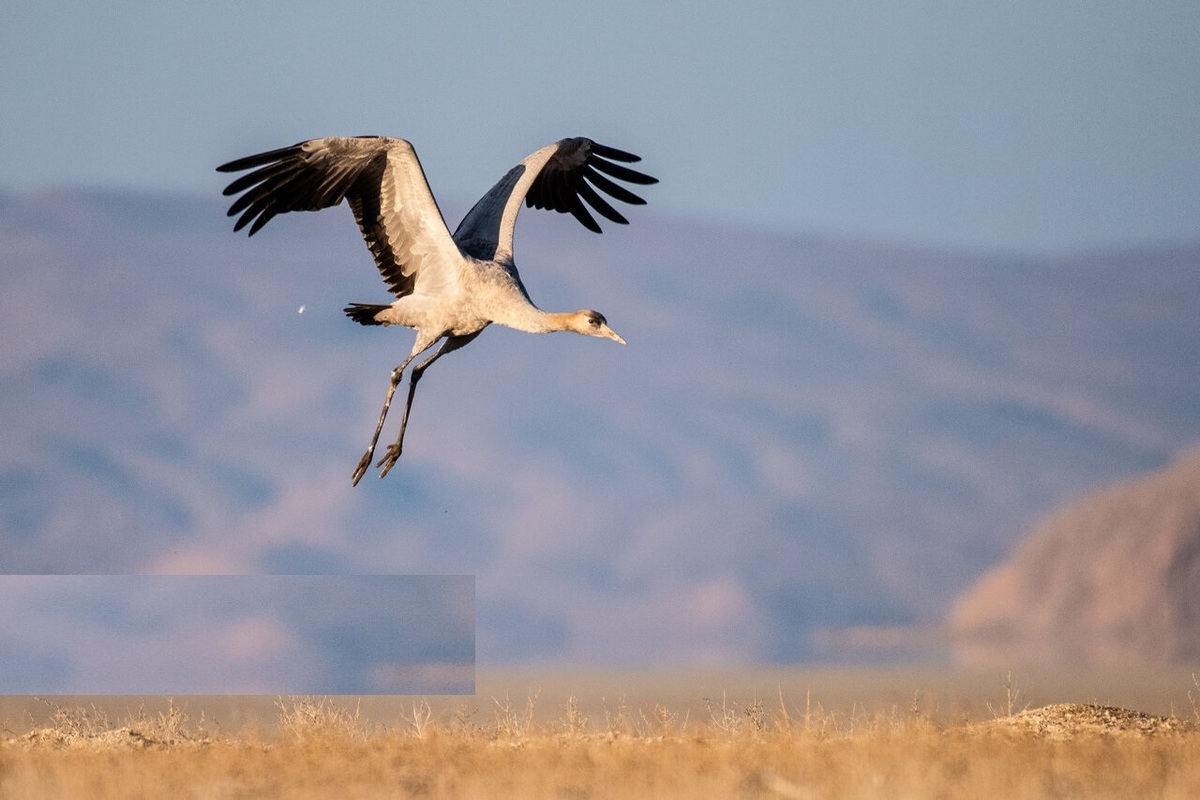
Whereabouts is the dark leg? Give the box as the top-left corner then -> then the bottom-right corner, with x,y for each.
352,351 -> 421,487
374,331 -> 481,479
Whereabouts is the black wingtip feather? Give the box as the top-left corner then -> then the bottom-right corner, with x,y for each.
566,193 -> 600,233
591,157 -> 658,186
215,143 -> 304,173
585,169 -> 648,206
520,138 -> 658,234
578,180 -> 629,226
588,142 -> 642,163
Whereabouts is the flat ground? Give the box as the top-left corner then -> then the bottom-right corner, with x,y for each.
5,665 -> 1195,734
2,668 -> 1198,799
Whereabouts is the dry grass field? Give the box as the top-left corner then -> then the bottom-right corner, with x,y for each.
3,669 -> 1200,799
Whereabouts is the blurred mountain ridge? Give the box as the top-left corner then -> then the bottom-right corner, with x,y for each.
2,188 -> 1198,664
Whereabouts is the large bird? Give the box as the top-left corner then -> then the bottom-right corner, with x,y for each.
217,136 -> 656,484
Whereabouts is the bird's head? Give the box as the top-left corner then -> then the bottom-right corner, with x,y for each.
569,310 -> 625,344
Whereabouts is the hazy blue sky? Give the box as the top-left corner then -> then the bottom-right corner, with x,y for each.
3,2 -> 1198,252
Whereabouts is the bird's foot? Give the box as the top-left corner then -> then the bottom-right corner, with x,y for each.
375,442 -> 402,479
351,449 -> 375,486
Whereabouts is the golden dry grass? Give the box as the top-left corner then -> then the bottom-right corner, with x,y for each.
4,687 -> 1200,800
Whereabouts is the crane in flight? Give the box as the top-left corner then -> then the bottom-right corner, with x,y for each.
217,135 -> 656,485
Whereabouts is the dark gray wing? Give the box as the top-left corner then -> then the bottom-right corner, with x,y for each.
218,136 -> 459,299
452,138 -> 657,263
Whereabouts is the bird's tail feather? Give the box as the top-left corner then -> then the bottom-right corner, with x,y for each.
343,303 -> 389,326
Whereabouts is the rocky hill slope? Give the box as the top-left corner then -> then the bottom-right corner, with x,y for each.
950,451 -> 1200,665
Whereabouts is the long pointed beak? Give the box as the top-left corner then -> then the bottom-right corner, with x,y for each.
600,324 -> 626,345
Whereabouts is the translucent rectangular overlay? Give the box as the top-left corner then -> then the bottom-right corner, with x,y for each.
0,575 -> 474,694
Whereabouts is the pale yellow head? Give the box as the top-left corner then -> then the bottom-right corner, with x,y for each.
567,309 -> 626,344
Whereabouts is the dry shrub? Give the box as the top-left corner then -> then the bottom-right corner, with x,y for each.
274,696 -> 363,741
11,698 -> 209,750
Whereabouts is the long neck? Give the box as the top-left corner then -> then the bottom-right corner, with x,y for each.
475,267 -> 579,334
492,302 -> 577,334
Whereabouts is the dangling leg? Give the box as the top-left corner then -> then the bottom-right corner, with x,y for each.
352,335 -> 439,486
374,331 -> 482,479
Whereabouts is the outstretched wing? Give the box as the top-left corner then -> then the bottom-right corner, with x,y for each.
452,138 -> 657,263
217,136 -> 460,299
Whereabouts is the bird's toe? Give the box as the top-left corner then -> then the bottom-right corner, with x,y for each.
375,444 -> 402,478
351,450 -> 375,486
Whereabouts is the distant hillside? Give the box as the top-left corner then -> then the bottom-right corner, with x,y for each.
2,189 -> 1199,665
949,451 -> 1200,665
